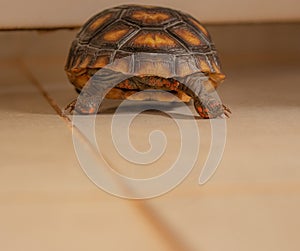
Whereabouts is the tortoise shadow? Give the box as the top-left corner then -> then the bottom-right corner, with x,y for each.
3,91 -> 202,120
98,100 -> 201,120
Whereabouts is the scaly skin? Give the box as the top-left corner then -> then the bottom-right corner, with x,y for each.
66,75 -> 231,118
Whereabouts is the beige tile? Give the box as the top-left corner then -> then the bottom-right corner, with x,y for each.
1,24 -> 300,251
0,30 -> 76,60
150,194 -> 300,251
0,198 -> 175,251
0,62 -> 176,251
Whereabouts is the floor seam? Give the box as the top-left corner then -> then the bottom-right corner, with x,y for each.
18,61 -> 71,123
18,60 -> 194,251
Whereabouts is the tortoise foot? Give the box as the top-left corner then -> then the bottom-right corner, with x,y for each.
223,104 -> 232,118
64,98 -> 77,115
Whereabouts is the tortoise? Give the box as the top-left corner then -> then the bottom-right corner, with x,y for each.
65,4 -> 231,118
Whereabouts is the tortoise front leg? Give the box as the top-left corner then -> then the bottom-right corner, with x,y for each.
65,69 -> 132,114
222,104 -> 232,118
194,93 -> 231,119
64,98 -> 77,114
177,73 -> 231,119
64,94 -> 102,114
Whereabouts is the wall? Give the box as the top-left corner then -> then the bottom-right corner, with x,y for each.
1,0 -> 300,29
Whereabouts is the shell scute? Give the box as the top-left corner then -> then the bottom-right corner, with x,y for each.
65,5 -> 225,90
89,21 -> 135,49
78,9 -> 121,43
122,30 -> 183,53
123,7 -> 177,26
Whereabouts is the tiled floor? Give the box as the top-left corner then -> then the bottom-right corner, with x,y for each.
1,24 -> 300,251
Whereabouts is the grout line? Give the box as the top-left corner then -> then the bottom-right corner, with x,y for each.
131,200 -> 196,251
19,60 -> 195,251
1,20 -> 300,31
0,26 -> 80,31
18,61 -> 71,123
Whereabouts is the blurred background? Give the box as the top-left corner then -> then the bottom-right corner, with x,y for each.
1,0 -> 300,28
0,1 -> 300,251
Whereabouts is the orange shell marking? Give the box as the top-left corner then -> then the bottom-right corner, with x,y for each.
103,28 -> 130,42
188,18 -> 209,37
131,10 -> 171,24
133,32 -> 177,48
198,59 -> 211,72
88,13 -> 112,31
172,28 -> 201,46
93,56 -> 110,68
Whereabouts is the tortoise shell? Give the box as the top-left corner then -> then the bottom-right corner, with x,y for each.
65,4 -> 225,93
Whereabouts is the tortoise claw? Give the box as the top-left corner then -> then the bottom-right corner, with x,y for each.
64,98 -> 77,115
223,104 -> 231,118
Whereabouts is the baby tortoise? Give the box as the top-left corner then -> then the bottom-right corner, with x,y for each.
65,4 -> 231,118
